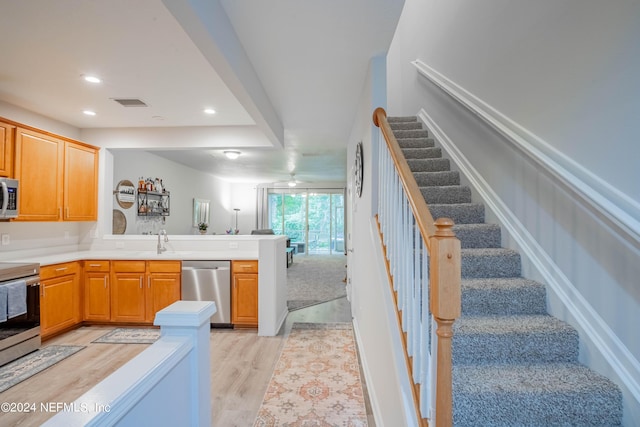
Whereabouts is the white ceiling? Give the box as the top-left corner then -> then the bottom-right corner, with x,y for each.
0,0 -> 403,184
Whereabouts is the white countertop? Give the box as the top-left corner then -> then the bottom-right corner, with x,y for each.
9,250 -> 258,266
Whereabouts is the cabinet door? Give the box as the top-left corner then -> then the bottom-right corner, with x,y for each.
14,127 -> 64,221
64,141 -> 98,221
111,272 -> 146,322
145,272 -> 181,322
232,273 -> 258,327
41,275 -> 78,338
84,271 -> 110,322
0,121 -> 14,177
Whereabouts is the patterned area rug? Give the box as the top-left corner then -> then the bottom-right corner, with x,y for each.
254,323 -> 368,426
92,328 -> 160,344
287,254 -> 347,311
0,345 -> 85,393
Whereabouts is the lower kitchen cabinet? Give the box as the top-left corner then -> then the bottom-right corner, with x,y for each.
83,260 -> 111,322
111,260 -> 181,324
232,260 -> 258,327
40,262 -> 80,338
145,261 -> 181,322
111,261 -> 146,323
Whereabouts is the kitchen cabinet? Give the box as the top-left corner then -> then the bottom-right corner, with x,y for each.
14,127 -> 98,221
0,121 -> 14,177
231,260 -> 258,327
111,261 -> 146,323
111,260 -> 181,324
83,260 -> 111,322
145,261 -> 181,322
40,262 -> 81,338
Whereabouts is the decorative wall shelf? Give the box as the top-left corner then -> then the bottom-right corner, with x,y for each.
137,191 -> 170,217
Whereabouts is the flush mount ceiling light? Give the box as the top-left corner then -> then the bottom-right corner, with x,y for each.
83,110 -> 96,116
204,108 -> 216,115
82,74 -> 101,84
224,150 -> 241,160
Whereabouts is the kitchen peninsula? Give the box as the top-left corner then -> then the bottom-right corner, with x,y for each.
2,234 -> 288,337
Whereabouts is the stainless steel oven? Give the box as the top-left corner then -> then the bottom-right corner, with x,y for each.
0,262 -> 40,366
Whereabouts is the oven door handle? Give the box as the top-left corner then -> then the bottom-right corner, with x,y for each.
1,182 -> 7,216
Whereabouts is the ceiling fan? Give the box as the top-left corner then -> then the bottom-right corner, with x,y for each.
274,173 -> 304,187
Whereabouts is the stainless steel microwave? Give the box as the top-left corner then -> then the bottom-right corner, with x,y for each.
0,178 -> 19,219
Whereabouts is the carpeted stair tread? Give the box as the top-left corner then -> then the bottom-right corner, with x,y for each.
421,185 -> 471,204
453,363 -> 623,426
429,203 -> 485,224
461,248 -> 521,278
401,147 -> 442,159
397,137 -> 435,149
462,278 -> 546,315
453,223 -> 501,248
414,171 -> 460,187
407,158 -> 450,172
454,315 -> 578,364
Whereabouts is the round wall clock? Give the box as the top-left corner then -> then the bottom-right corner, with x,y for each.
354,142 -> 364,198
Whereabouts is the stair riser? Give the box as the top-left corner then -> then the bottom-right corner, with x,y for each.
407,158 -> 450,172
387,116 -> 417,123
421,186 -> 472,204
462,285 -> 547,315
389,122 -> 423,130
402,147 -> 442,159
429,204 -> 485,224
453,330 -> 579,364
462,252 -> 521,278
393,129 -> 429,139
398,138 -> 435,149
414,171 -> 460,187
454,225 -> 501,248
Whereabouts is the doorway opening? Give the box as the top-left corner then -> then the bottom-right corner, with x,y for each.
268,189 -> 345,255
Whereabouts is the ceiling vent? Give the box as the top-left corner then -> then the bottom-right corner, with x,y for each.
112,98 -> 148,107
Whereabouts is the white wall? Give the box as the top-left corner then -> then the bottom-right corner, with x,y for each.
347,55 -> 416,427
387,0 -> 640,423
111,150 -> 232,235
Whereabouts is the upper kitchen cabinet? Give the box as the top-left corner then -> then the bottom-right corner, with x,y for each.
14,126 -> 98,221
0,121 -> 15,177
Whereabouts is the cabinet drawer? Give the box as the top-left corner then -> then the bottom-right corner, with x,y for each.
83,260 -> 110,272
232,260 -> 258,274
147,260 -> 181,273
112,260 -> 146,273
41,262 -> 79,280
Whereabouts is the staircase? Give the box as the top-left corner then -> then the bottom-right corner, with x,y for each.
387,116 -> 623,426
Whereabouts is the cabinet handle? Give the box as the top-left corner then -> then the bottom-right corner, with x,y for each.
66,207 -> 69,218
148,277 -> 151,288
56,267 -> 67,272
104,277 -> 107,289
58,207 -> 62,219
89,264 -> 101,267
139,277 -> 142,289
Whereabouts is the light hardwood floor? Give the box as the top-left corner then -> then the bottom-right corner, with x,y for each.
0,297 -> 374,426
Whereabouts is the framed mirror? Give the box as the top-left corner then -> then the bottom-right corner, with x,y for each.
193,198 -> 210,227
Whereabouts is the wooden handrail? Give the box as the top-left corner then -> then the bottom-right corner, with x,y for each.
374,107 -> 461,427
373,107 -> 436,247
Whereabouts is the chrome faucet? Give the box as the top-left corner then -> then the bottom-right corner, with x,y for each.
157,229 -> 168,254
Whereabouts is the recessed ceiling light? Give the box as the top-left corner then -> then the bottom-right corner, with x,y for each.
204,108 -> 216,115
224,150 -> 241,160
83,110 -> 96,116
83,75 -> 101,84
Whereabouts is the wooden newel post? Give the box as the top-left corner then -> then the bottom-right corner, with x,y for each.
429,217 -> 461,427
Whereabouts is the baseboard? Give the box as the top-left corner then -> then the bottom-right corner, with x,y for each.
417,108 -> 640,412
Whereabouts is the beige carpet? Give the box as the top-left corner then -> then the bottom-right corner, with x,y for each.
254,323 -> 368,426
287,254 -> 347,311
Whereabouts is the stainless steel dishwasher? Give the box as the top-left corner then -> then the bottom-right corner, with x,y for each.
181,260 -> 231,327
